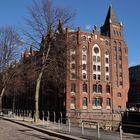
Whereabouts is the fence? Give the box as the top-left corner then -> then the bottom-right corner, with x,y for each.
1,109 -> 123,140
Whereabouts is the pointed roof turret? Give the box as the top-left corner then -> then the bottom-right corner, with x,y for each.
104,5 -> 120,26
56,18 -> 64,34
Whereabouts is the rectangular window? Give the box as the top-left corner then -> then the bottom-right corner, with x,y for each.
106,98 -> 111,106
120,81 -> 123,86
71,97 -> 75,104
71,83 -> 76,93
118,47 -> 121,52
93,65 -> 96,71
97,98 -> 102,106
71,54 -> 76,61
71,97 -> 75,109
97,65 -> 101,71
71,63 -> 75,69
93,98 -> 96,106
97,56 -> 100,62
119,55 -> 122,60
106,75 -> 109,81
93,56 -> 96,62
82,73 -> 87,79
83,84 -> 87,92
71,73 -> 76,79
106,85 -> 110,93
82,55 -> 86,60
119,72 -> 122,77
83,97 -> 87,106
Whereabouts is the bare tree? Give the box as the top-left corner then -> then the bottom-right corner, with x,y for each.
25,0 -> 75,122
0,26 -> 23,113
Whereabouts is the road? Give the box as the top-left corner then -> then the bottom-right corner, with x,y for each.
0,118 -> 63,140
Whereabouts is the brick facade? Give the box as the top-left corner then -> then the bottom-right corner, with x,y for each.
66,5 -> 129,122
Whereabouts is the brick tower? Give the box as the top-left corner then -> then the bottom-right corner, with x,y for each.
66,5 -> 129,122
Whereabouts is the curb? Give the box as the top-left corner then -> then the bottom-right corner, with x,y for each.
1,117 -> 86,140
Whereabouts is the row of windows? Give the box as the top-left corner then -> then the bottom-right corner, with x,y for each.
71,83 -> 111,93
71,64 -> 110,72
93,74 -> 101,80
71,97 -> 111,107
71,73 -> 110,81
113,30 -> 121,37
113,41 -> 122,47
71,42 -> 125,55
71,51 -> 110,64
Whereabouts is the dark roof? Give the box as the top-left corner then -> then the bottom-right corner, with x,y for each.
129,65 -> 140,70
104,5 -> 120,26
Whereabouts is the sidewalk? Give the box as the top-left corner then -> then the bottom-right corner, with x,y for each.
1,115 -> 140,140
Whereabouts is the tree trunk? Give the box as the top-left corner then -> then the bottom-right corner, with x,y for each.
0,87 -> 5,113
34,42 -> 51,122
34,70 -> 43,122
12,95 -> 15,113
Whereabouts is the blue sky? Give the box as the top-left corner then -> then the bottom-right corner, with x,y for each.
0,0 -> 139,67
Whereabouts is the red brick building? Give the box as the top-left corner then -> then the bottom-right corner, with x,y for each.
66,5 -> 129,121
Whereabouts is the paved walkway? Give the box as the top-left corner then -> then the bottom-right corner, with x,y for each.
1,115 -> 140,140
0,118 -> 63,140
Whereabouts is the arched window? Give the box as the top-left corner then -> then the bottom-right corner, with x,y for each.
92,98 -> 102,107
82,64 -> 86,70
93,84 -> 97,92
105,58 -> 109,63
106,85 -> 110,93
98,74 -> 101,80
96,98 -> 102,106
98,85 -> 102,93
83,97 -> 88,106
83,83 -> 87,92
93,74 -> 96,80
92,44 -> 101,81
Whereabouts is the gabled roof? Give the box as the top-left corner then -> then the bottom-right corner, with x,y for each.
104,5 -> 120,26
